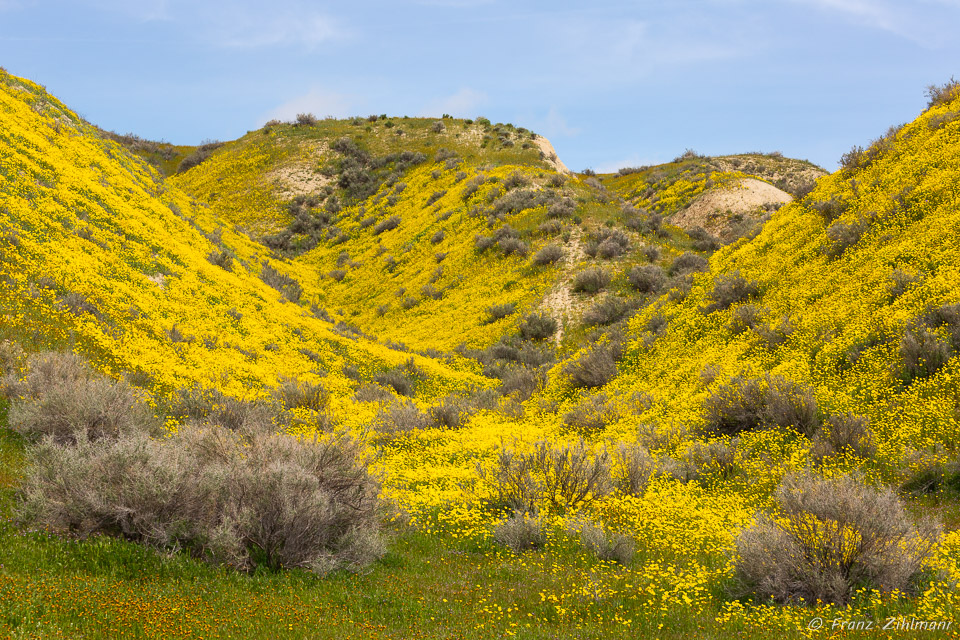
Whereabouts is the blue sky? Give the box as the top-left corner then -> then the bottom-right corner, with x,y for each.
1,0 -> 958,172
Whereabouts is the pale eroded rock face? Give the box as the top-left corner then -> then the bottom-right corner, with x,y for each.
534,136 -> 571,175
669,178 -> 792,242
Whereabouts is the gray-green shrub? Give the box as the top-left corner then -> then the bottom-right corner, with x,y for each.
733,473 -> 940,605
567,517 -> 635,565
628,264 -> 665,294
701,374 -> 819,437
701,270 -> 760,313
4,351 -> 160,444
565,344 -> 618,389
532,244 -> 564,265
519,312 -> 558,342
480,439 -> 611,513
18,425 -> 384,574
493,511 -> 545,553
572,268 -> 611,294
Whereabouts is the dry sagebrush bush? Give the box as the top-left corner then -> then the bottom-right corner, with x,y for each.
681,439 -> 741,483
572,267 -> 611,294
166,384 -> 275,435
5,351 -> 161,444
627,264 -> 665,294
811,412 -> 877,460
0,339 -> 25,379
700,373 -> 820,437
518,312 -> 558,342
564,344 -> 618,389
567,517 -> 636,565
562,392 -> 621,436
733,473 -> 940,605
532,243 -> 564,266
273,376 -> 329,412
493,511 -> 545,553
582,295 -> 633,327
701,270 -> 760,313
19,424 -> 384,575
611,443 -> 657,496
479,439 -> 611,514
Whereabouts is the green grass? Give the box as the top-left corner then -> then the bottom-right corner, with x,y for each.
0,400 -> 954,639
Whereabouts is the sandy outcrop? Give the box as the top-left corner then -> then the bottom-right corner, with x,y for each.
669,178 -> 792,242
534,136 -> 571,175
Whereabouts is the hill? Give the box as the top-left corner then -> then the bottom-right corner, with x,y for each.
1,67 -> 959,639
600,152 -> 826,242
0,69 -> 483,428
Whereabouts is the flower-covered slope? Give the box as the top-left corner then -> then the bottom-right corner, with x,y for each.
0,69 -> 483,419
592,91 -> 960,471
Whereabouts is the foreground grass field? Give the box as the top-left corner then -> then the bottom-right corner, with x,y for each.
0,401 -> 955,640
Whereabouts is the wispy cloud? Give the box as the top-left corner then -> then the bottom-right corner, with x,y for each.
799,0 -> 899,31
211,10 -> 346,49
536,107 -> 580,139
260,88 -> 356,124
793,0 -> 958,45
545,13 -> 750,82
78,1 -> 349,49
418,88 -> 488,118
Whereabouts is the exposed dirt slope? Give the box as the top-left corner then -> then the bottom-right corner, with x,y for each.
670,177 -> 792,242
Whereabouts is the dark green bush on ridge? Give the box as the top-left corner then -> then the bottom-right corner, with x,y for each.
176,141 -> 224,174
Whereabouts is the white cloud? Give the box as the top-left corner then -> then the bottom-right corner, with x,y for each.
418,88 -> 488,118
260,88 -> 355,124
537,106 -> 580,139
545,13 -> 749,82
793,0 -> 959,45
212,10 -> 345,49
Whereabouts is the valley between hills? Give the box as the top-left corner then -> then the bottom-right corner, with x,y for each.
1,68 -> 959,638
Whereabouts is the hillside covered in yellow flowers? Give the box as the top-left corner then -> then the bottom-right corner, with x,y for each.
2,66 -> 960,639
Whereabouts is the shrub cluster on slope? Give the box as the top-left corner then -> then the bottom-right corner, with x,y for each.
4,349 -> 384,575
